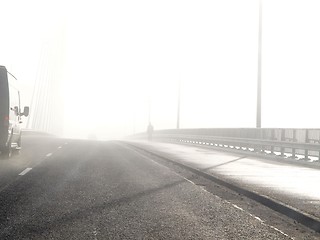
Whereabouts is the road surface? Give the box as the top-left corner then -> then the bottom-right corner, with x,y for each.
0,134 -> 318,239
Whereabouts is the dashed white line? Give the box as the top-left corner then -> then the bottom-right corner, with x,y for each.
19,168 -> 32,176
230,201 -> 293,239
232,204 -> 244,211
46,153 -> 53,157
182,177 -> 197,185
183,176 -> 293,239
254,216 -> 264,223
123,144 -> 293,239
93,227 -> 98,240
269,226 -> 291,238
58,146 -> 62,149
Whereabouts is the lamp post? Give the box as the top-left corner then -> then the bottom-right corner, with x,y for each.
176,79 -> 181,129
148,96 -> 151,124
256,0 -> 262,128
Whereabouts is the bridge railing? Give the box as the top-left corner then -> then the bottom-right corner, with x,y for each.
132,128 -> 320,161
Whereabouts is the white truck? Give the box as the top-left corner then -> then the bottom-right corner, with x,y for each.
0,66 -> 29,158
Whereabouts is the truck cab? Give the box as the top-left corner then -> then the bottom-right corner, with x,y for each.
0,66 -> 29,158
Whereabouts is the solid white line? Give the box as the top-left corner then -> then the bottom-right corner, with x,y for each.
19,168 -> 32,176
46,153 -> 53,157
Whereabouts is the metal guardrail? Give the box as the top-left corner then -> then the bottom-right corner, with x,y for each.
132,128 -> 320,161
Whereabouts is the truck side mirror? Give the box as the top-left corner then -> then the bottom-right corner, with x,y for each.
14,106 -> 19,116
22,106 -> 29,117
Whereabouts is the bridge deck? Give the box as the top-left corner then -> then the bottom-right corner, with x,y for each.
129,140 -> 320,222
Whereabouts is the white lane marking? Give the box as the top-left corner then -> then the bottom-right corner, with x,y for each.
58,146 -> 62,149
229,200 -> 293,239
124,144 -> 293,239
46,153 -> 53,157
182,174 -> 292,238
269,226 -> 291,238
93,227 -> 98,240
254,216 -> 264,223
19,168 -> 32,176
182,177 -> 197,185
64,142 -> 68,145
232,204 -> 244,211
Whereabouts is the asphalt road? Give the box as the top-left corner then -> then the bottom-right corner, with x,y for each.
0,135 -> 317,239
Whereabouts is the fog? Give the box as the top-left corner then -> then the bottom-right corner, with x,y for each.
1,0 -> 320,139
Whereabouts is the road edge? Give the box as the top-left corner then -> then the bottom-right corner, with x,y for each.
124,141 -> 320,233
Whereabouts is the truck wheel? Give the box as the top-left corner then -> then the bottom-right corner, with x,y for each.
1,145 -> 12,159
13,136 -> 21,155
17,136 -> 21,148
1,135 -> 13,159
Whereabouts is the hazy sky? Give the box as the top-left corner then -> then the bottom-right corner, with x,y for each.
1,0 -> 320,139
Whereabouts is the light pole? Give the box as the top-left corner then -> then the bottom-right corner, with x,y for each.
256,0 -> 262,128
176,79 -> 181,129
148,96 -> 151,124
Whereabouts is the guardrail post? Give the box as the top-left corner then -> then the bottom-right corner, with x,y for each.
291,129 -> 296,159
270,129 -> 275,155
305,129 -> 309,160
255,129 -> 262,153
261,129 -> 265,153
281,129 -> 285,157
